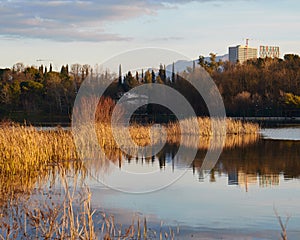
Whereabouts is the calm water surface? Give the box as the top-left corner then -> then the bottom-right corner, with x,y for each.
85,127 -> 300,239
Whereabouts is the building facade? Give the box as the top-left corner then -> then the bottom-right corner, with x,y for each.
229,45 -> 257,64
259,45 -> 280,58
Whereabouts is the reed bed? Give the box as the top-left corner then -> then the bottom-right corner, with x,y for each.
0,118 -> 259,179
0,124 -> 77,174
167,117 -> 259,137
0,123 -> 85,206
92,117 -> 259,150
0,117 -> 258,200
0,118 -> 260,239
164,133 -> 259,150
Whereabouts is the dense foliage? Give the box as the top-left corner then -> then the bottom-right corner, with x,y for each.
1,54 -> 300,123
211,54 -> 300,116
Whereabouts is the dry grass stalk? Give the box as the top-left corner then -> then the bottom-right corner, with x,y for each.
0,112 -> 260,240
0,167 -> 96,240
274,207 -> 291,240
0,118 -> 259,204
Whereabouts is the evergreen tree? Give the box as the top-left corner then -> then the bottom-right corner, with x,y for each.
123,71 -> 139,90
66,64 -> 69,75
172,62 -> 175,83
151,70 -> 156,83
158,64 -> 166,83
119,64 -> 122,85
198,55 -> 205,68
136,71 -> 139,82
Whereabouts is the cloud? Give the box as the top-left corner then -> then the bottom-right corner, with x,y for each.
151,36 -> 184,41
0,0 -> 163,41
0,0 -> 243,42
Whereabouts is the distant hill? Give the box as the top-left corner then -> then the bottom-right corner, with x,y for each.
166,54 -> 228,74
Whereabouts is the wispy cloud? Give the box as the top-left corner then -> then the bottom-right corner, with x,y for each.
0,0 -> 242,42
0,0 -> 164,41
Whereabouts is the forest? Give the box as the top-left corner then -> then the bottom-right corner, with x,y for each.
1,54 -> 300,123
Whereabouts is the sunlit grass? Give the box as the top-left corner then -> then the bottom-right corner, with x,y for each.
0,123 -> 84,206
0,118 -> 259,178
0,117 -> 259,200
0,118 -> 260,239
93,117 -> 259,149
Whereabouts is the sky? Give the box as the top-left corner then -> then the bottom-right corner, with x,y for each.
0,0 -> 300,70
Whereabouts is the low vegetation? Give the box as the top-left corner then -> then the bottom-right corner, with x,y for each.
0,117 -> 258,198
0,117 -> 258,169
0,165 -> 179,240
0,169 -> 95,239
0,117 -> 259,239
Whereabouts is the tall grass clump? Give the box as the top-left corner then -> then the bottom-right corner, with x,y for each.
0,123 -> 82,205
0,124 -> 77,173
92,117 -> 259,151
167,117 -> 259,138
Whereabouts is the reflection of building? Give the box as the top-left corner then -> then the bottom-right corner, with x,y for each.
259,174 -> 279,187
227,170 -> 257,191
259,46 -> 280,58
228,171 -> 238,185
238,172 -> 257,192
229,45 -> 257,64
227,170 -> 281,191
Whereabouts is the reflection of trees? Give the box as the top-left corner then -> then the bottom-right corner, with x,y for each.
192,138 -> 300,187
118,137 -> 300,188
118,134 -> 259,169
216,139 -> 300,178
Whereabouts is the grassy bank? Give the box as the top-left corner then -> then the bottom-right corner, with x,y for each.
0,118 -> 258,197
0,117 -> 259,168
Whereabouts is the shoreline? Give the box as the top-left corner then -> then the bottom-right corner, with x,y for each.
3,116 -> 300,128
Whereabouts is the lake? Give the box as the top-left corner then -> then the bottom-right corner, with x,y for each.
1,126 -> 299,239
84,127 -> 300,239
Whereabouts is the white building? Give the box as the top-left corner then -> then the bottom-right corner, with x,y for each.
229,45 -> 257,64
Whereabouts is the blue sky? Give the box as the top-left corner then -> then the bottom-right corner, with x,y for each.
0,0 -> 300,69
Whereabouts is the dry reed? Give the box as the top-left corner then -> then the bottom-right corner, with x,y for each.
92,117 -> 259,151
0,118 -> 268,240
0,118 -> 259,187
0,167 -> 95,239
0,165 -> 178,240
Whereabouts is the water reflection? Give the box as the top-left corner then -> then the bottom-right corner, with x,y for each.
228,171 -> 279,191
2,129 -> 300,237
116,136 -> 300,191
261,127 -> 300,141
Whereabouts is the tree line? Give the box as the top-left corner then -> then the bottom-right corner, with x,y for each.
0,63 -> 90,122
210,54 -> 300,116
1,54 -> 300,123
